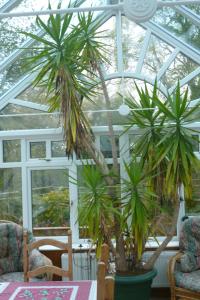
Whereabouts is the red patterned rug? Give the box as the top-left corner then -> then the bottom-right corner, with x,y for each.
0,281 -> 96,300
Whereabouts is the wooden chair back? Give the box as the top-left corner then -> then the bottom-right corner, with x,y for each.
97,244 -> 114,300
23,229 -> 73,282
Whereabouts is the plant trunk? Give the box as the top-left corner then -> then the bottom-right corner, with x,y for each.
96,65 -> 127,271
143,199 -> 180,270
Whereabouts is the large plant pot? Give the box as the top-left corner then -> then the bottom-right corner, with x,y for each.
114,268 -> 157,300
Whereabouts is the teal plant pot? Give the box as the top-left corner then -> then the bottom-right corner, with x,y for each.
114,268 -> 157,300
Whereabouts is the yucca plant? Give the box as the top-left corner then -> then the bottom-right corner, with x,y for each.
125,82 -> 200,270
22,5 -> 124,270
21,1 -> 98,157
22,2 -> 200,276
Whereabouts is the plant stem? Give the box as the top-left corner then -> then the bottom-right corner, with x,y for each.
96,64 -> 127,271
143,199 -> 180,270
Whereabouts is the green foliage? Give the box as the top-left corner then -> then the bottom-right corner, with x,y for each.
21,4 -> 109,157
78,165 -> 118,253
34,189 -> 70,227
122,159 -> 155,265
126,81 -> 200,203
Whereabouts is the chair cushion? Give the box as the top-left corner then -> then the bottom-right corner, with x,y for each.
29,249 -> 53,278
180,217 -> 200,256
0,223 -> 23,274
175,269 -> 200,292
0,272 -> 49,282
0,272 -> 24,282
180,252 -> 198,272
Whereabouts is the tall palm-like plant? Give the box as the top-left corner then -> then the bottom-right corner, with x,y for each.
76,12 -> 127,270
22,2 -> 97,157
126,82 -> 200,269
22,3 -> 200,275
22,5 -> 125,269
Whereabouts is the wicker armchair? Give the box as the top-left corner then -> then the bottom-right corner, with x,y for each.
168,217 -> 200,300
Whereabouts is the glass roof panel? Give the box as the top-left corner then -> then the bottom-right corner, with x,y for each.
181,74 -> 200,101
0,16 -> 38,61
0,103 -> 57,130
142,35 -> 174,78
16,85 -> 49,105
122,17 -> 146,72
0,53 -> 32,97
0,0 -> 63,62
160,53 -> 199,88
0,114 -> 59,130
99,17 -> 117,74
184,4 -> 200,15
86,111 -> 127,126
0,0 -> 8,8
82,78 -> 164,112
0,0 -> 104,63
153,7 -> 200,52
0,104 -> 43,115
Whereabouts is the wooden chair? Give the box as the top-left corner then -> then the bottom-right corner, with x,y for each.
23,229 -> 73,282
97,244 -> 114,300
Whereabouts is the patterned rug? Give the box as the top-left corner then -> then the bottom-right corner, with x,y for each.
0,281 -> 96,300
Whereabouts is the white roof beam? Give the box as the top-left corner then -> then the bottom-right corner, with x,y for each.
105,72 -> 168,95
0,4 -> 123,18
9,98 -> 49,112
144,21 -> 200,65
189,98 -> 200,107
0,0 -> 20,13
0,73 -> 36,110
157,48 -> 180,81
116,11 -> 123,73
135,29 -> 151,74
169,66 -> 200,94
175,5 -> 200,28
0,29 -> 43,73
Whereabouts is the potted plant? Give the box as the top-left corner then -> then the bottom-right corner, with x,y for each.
78,81 -> 200,299
21,5 -> 200,299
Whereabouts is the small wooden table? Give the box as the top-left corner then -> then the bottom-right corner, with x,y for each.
0,280 -> 96,300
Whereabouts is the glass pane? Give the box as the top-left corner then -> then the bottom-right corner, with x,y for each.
185,4 -> 200,15
82,78 -> 123,111
31,169 -> 69,228
122,17 -> 146,72
0,104 -> 43,115
0,55 -> 31,97
30,142 -> 46,159
16,85 -> 50,105
0,0 -> 8,8
153,7 -> 200,51
161,53 -> 198,89
0,114 -> 59,131
142,35 -> 173,77
0,0 -> 64,62
99,17 -> 117,74
0,168 -> 22,223
51,141 -> 66,158
3,140 -> 21,162
100,135 -> 119,158
181,75 -> 200,101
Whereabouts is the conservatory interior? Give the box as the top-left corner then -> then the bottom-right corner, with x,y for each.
1,0 -> 200,299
